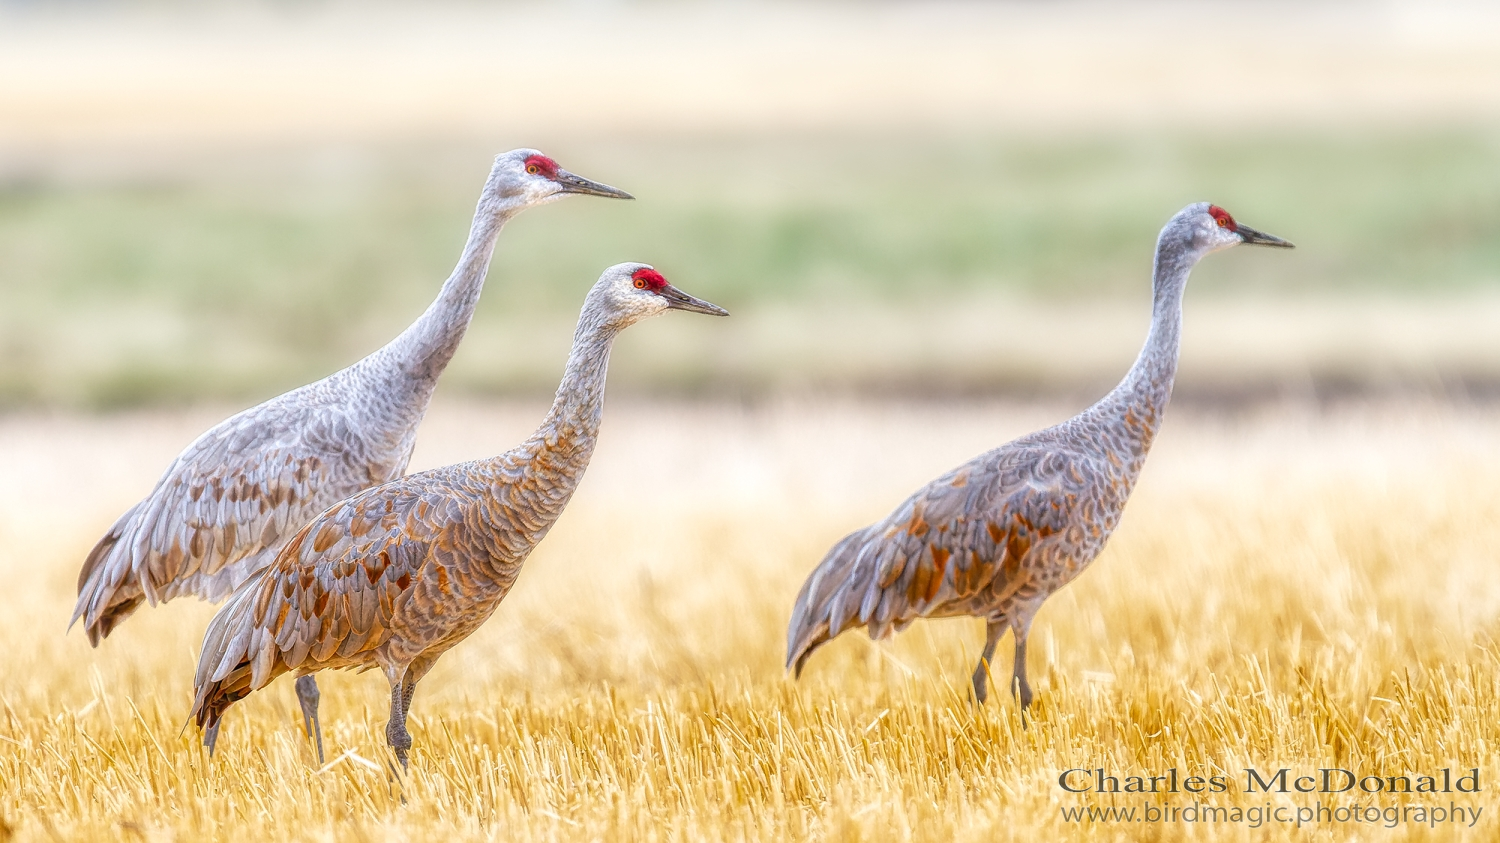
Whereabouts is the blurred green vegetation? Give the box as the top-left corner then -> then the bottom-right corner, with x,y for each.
1,128 -> 1498,407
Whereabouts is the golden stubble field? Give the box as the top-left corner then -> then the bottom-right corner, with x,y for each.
2,396 -> 1499,841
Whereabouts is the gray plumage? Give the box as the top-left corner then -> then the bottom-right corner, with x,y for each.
785,203 -> 1293,708
70,149 -> 630,760
190,263 -> 726,769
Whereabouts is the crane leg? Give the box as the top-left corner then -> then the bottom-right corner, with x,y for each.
203,719 -> 222,757
295,674 -> 325,765
385,681 -> 413,771
399,655 -> 434,725
402,678 -> 419,717
1011,628 -> 1033,711
970,619 -> 1005,705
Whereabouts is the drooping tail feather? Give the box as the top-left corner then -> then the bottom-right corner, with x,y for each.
70,502 -> 146,646
785,527 -> 878,677
189,568 -> 278,751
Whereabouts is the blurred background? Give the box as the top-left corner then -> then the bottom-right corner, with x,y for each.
2,0 -> 1498,409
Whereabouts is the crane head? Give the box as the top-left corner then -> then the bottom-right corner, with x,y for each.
1163,203 -> 1295,256
491,148 -> 634,205
586,263 -> 729,328
1186,203 -> 1295,253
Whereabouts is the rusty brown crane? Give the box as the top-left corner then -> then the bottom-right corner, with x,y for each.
71,150 -> 629,763
785,203 -> 1292,709
190,264 -> 727,768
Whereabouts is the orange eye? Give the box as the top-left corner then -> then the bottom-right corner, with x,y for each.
1216,217 -> 1229,228
526,165 -> 540,175
633,278 -> 648,289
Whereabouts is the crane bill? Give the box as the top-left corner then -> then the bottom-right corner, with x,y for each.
1237,224 -> 1294,248
554,170 -> 634,199
660,284 -> 729,316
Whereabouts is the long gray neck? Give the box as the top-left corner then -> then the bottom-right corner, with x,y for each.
382,178 -> 523,384
476,302 -> 620,545
1082,236 -> 1198,454
425,298 -> 619,587
528,307 -> 621,459
464,304 -> 621,581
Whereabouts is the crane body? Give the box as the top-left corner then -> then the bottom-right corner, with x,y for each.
72,150 -> 631,761
190,264 -> 727,768
786,203 -> 1293,708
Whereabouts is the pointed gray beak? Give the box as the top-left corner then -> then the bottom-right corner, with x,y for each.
659,284 -> 729,316
554,169 -> 633,200
1237,224 -> 1294,248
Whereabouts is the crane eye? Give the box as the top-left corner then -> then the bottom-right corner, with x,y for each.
526,165 -> 540,175
633,278 -> 649,290
1215,216 -> 1229,228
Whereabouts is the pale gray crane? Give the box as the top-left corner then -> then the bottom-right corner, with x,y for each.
190,264 -> 727,769
786,203 -> 1292,709
72,149 -> 630,762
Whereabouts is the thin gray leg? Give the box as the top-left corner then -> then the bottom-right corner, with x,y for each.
385,682 -> 412,771
203,720 -> 222,756
1011,629 -> 1033,711
295,674 -> 325,765
971,619 -> 1005,705
401,679 -> 418,718
398,655 -> 435,743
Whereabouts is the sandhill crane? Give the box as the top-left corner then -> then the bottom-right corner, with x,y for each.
785,203 -> 1292,709
72,149 -> 630,762
190,263 -> 727,768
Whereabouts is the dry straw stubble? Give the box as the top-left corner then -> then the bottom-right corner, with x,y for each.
2,399 -> 1498,841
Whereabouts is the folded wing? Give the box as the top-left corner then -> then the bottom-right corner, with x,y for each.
72,398 -> 391,644
189,471 -> 457,733
786,446 -> 1085,675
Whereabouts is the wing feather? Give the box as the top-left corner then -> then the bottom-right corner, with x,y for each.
70,391 -> 409,645
189,470 -> 465,733
786,446 -> 1094,675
